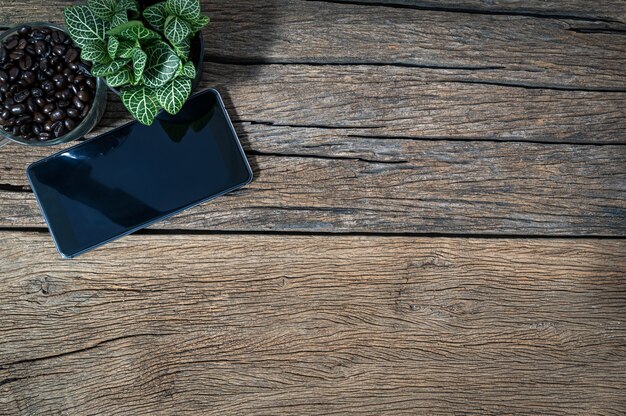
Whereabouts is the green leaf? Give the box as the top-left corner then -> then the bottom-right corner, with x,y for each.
64,5 -> 107,49
172,37 -> 190,59
142,41 -> 180,88
177,60 -> 196,79
107,20 -> 142,36
118,22 -> 160,43
116,0 -> 139,13
106,68 -> 133,87
164,16 -> 192,46
165,0 -> 201,21
143,3 -> 168,32
156,77 -> 192,115
111,10 -> 128,27
120,85 -> 160,125
80,40 -> 111,64
187,14 -> 209,33
132,48 -> 147,81
91,58 -> 130,77
116,39 -> 139,58
87,0 -> 116,20
107,36 -> 119,58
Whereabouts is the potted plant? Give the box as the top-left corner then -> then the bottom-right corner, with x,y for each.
63,0 -> 209,125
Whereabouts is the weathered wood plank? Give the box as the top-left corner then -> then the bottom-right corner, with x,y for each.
2,1 -> 625,89
0,121 -> 625,235
326,0 -> 626,22
0,233 -> 624,415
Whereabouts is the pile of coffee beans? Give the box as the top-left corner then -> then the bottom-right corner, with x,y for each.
0,25 -> 97,142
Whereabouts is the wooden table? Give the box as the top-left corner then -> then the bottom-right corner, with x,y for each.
1,1 -> 625,414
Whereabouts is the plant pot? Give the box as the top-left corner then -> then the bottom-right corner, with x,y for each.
0,22 -> 107,147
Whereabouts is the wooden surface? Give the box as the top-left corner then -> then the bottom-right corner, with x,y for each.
1,0 -> 625,414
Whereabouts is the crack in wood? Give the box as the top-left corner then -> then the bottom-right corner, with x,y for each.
2,333 -> 173,368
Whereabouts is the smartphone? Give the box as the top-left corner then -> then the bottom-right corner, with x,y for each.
27,88 -> 253,258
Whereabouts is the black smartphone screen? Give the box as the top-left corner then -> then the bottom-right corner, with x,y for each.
27,89 -> 252,258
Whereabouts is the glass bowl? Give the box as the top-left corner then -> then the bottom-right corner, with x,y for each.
0,22 -> 107,147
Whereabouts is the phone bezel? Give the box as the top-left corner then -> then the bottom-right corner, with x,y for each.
26,88 -> 253,259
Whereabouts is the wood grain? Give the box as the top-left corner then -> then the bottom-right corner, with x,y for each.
1,122 -> 625,235
324,0 -> 626,23
2,1 -> 625,89
0,233 -> 624,415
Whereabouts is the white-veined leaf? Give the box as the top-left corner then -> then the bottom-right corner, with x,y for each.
165,0 -> 201,21
143,3 -> 168,32
156,77 -> 192,115
107,36 -> 119,58
142,41 -> 180,88
117,0 -> 139,13
111,10 -> 128,27
177,60 -> 196,79
132,48 -> 147,80
64,5 -> 107,49
80,40 -> 111,64
164,16 -> 192,47
172,36 -> 190,59
116,39 -> 139,58
187,14 -> 209,33
87,0 -> 116,20
91,58 -> 130,77
106,68 -> 133,87
120,85 -> 160,125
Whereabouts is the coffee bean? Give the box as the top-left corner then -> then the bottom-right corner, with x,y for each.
26,97 -> 37,113
20,71 -> 35,85
80,103 -> 90,118
8,66 -> 19,81
4,97 -> 15,107
65,48 -> 78,63
42,80 -> 54,92
34,97 -> 46,108
0,109 -> 10,119
25,43 -> 36,55
76,89 -> 90,102
66,108 -> 79,118
0,46 -> 6,64
52,44 -> 66,57
19,124 -> 30,136
52,121 -> 65,137
15,114 -> 32,125
9,104 -> 25,115
43,120 -> 53,131
72,96 -> 84,110
42,103 -> 54,114
31,29 -> 46,40
17,25 -> 32,36
50,108 -> 65,121
60,88 -> 72,100
52,73 -> 66,88
32,123 -> 41,135
58,100 -> 70,108
30,87 -> 43,98
4,117 -> 15,126
0,70 -> 7,83
64,118 -> 76,131
33,112 -> 45,123
5,36 -> 18,50
34,40 -> 48,55
39,132 -> 51,140
0,83 -> 8,93
85,77 -> 96,90
51,30 -> 62,43
13,89 -> 29,103
9,50 -> 24,60
19,55 -> 32,70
